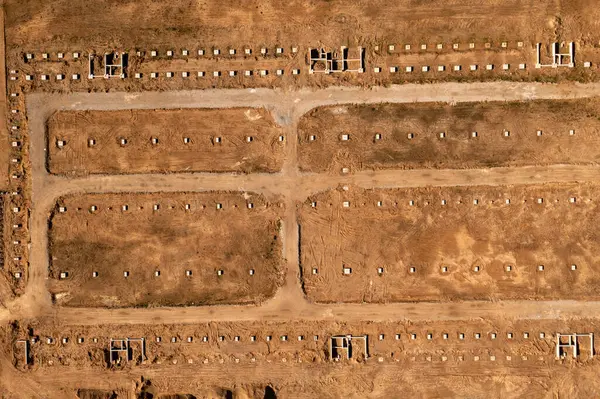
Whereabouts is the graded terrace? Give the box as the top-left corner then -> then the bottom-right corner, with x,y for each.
298,99 -> 600,173
48,192 -> 284,307
300,183 -> 600,303
47,108 -> 285,175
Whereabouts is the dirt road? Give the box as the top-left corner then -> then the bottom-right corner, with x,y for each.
51,298 -> 600,325
16,82 -> 600,327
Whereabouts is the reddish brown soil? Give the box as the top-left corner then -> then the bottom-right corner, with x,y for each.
1,194 -> 27,296
0,8 -> 8,189
47,108 -> 285,175
299,183 -> 600,303
9,1 -> 600,396
8,0 -> 600,93
298,99 -> 600,173
48,192 -> 285,307
4,318 -> 600,398
6,318 -> 599,370
5,0 -> 567,52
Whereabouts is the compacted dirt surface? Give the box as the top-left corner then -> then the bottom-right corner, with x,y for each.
47,108 -> 285,175
48,192 -> 285,308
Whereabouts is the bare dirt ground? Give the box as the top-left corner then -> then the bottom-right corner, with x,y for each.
4,84 -> 600,397
0,7 -> 8,189
5,1 -> 600,397
47,108 -> 285,175
0,193 -> 28,297
5,318 -> 599,371
300,183 -> 600,303
9,0 -> 600,93
47,192 -> 284,308
3,318 -> 600,398
8,365 -> 600,399
6,77 -> 600,399
6,0 -> 568,51
298,99 -> 600,173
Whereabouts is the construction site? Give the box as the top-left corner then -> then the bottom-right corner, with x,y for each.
6,0 -> 600,398
297,99 -> 600,172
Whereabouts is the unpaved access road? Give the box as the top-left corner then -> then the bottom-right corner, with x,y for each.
15,82 -> 600,326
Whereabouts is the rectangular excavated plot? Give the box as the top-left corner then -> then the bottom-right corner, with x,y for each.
299,184 -> 600,303
298,99 -> 600,172
47,108 -> 285,175
48,192 -> 284,307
